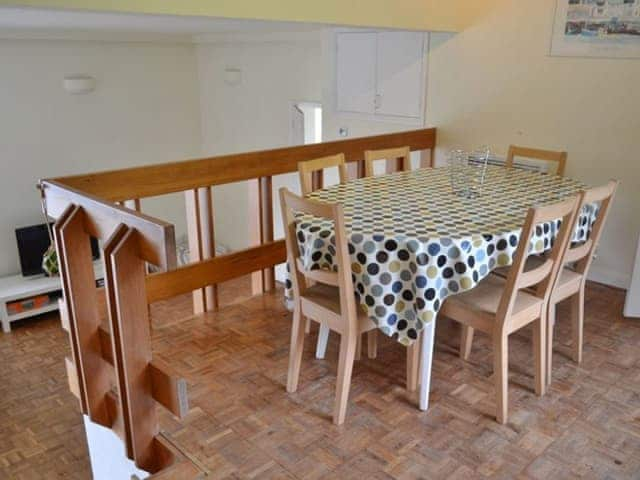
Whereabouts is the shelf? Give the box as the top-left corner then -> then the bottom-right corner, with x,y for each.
6,303 -> 59,322
1,260 -> 104,333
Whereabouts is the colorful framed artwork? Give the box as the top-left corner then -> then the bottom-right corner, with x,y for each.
551,0 -> 640,58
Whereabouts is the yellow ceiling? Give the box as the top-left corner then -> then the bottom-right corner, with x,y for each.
0,0 -> 501,32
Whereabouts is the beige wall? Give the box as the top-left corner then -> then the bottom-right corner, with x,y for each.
0,39 -> 202,276
426,0 -> 640,288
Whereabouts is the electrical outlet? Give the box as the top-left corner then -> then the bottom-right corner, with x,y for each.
339,127 -> 349,137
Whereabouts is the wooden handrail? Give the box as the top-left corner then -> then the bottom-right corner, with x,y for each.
49,128 -> 436,201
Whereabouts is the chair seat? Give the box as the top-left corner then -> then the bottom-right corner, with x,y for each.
440,274 -> 544,334
301,283 -> 376,334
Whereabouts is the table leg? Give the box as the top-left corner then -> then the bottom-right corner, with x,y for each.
419,321 -> 436,411
315,324 -> 330,359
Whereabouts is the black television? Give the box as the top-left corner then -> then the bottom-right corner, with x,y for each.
15,223 -> 100,277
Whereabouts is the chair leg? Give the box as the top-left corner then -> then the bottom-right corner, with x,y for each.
571,287 -> 585,364
533,315 -> 547,397
407,338 -> 420,392
460,326 -> 474,361
367,330 -> 377,359
334,331 -> 358,425
315,324 -> 330,359
355,334 -> 362,361
547,302 -> 556,387
493,332 -> 509,424
419,321 -> 436,411
287,306 -> 306,393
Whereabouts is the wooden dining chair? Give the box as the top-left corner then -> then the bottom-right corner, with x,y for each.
298,153 -> 349,195
543,180 -> 618,385
506,145 -> 568,176
280,187 -> 381,425
439,195 -> 581,423
364,146 -> 412,177
297,154 -> 376,360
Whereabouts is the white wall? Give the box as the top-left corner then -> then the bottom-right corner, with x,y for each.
196,32 -> 323,250
0,39 -> 202,276
426,0 -> 640,288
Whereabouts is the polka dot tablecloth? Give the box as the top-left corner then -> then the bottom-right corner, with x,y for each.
286,166 -> 598,345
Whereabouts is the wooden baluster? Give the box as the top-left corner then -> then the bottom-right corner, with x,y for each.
249,179 -> 264,295
260,176 -> 275,291
185,188 -> 218,312
198,187 -> 218,309
58,206 -> 112,427
249,177 -> 276,295
110,227 -> 159,472
185,189 -> 206,314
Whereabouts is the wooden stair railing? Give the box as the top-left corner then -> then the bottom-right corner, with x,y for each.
44,186 -> 198,476
41,127 -> 437,476
48,128 -> 435,312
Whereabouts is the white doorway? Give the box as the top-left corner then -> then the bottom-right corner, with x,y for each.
290,101 -> 322,145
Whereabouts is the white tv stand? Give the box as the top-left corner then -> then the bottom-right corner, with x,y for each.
0,261 -> 103,333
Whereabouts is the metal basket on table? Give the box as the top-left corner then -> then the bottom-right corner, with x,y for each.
448,146 -> 491,198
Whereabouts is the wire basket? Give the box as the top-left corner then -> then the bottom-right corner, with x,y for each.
448,146 -> 491,198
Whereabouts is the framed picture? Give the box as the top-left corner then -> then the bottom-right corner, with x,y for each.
551,0 -> 640,58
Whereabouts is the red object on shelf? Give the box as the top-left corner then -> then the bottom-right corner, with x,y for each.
6,295 -> 50,315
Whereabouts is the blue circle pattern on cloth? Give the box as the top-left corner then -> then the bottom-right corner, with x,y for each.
285,166 -> 598,346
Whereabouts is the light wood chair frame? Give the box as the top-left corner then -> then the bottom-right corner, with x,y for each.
297,153 -> 377,360
298,153 -> 349,196
364,146 -> 412,177
506,145 -> 568,177
280,187 -> 385,425
545,180 -> 619,385
441,195 -> 581,423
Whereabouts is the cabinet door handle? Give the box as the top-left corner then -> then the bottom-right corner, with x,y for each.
374,94 -> 382,110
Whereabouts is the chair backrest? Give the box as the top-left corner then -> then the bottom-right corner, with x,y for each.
506,145 -> 568,176
279,188 -> 358,325
497,195 -> 581,324
298,153 -> 349,195
364,146 -> 411,177
564,180 -> 619,277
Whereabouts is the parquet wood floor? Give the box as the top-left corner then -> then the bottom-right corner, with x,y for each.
1,279 -> 639,479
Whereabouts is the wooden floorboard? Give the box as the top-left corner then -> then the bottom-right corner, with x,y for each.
1,280 -> 639,479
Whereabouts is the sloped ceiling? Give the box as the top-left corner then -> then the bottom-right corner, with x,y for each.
0,0 -> 502,32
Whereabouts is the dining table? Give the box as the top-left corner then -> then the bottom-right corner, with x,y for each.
285,165 -> 597,406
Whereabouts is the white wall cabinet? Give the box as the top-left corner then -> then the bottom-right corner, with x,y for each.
336,31 -> 426,121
